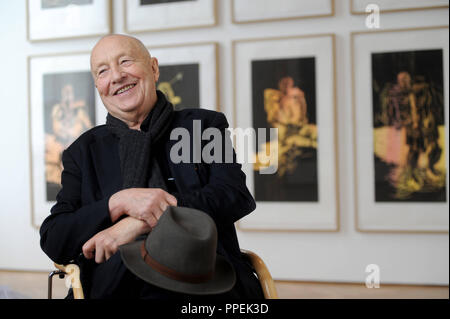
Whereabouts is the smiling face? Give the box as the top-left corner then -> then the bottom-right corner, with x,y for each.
90,35 -> 160,128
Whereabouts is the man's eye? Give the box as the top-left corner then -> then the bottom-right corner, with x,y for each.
98,69 -> 107,76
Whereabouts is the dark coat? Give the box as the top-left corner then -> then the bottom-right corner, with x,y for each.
40,108 -> 262,299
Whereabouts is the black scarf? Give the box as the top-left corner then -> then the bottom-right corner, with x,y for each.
106,90 -> 174,190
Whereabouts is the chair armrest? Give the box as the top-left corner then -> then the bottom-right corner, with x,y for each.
241,249 -> 278,299
54,263 -> 84,299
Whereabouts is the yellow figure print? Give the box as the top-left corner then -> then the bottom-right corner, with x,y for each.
254,76 -> 317,177
157,72 -> 183,107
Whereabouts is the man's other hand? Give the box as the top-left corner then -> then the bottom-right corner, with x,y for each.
82,216 -> 151,263
108,188 -> 177,227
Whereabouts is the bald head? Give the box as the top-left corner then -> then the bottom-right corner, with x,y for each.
90,34 -> 151,74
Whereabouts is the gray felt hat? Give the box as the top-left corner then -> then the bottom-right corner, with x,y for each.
119,206 -> 236,295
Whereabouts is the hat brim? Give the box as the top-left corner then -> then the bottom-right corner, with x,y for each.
119,240 -> 236,295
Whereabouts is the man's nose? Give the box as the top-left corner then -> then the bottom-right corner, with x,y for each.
111,66 -> 126,84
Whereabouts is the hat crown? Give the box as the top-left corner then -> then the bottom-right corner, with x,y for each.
145,206 -> 218,277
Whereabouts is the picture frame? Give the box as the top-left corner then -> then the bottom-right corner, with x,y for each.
231,0 -> 334,24
124,0 -> 217,33
148,42 -> 220,111
28,52 -> 106,228
26,0 -> 112,42
233,34 -> 339,231
351,26 -> 449,233
350,0 -> 449,14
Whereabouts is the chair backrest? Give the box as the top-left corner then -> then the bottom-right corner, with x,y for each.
241,249 -> 278,299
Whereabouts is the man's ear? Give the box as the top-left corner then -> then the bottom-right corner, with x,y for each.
151,57 -> 160,82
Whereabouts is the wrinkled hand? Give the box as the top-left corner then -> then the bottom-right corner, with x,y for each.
109,188 -> 177,228
82,217 -> 150,263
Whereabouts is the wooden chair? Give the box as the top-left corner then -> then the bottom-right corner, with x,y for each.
48,263 -> 84,299
241,249 -> 278,299
48,249 -> 277,299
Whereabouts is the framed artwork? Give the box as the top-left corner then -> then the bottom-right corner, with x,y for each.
350,0 -> 448,14
352,26 -> 449,232
124,0 -> 217,33
26,0 -> 111,41
148,42 -> 219,111
28,52 -> 106,228
233,34 -> 339,231
231,0 -> 334,23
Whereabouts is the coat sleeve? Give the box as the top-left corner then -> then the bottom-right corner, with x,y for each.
174,112 -> 256,226
39,148 -> 113,264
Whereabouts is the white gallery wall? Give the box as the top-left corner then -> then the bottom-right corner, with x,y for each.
0,0 -> 448,285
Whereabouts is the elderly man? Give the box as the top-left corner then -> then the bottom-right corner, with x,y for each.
40,34 -> 262,299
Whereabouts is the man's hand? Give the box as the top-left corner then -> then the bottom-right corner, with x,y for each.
109,188 -> 177,227
82,216 -> 150,263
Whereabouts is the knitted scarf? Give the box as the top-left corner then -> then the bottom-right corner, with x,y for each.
106,90 -> 174,190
